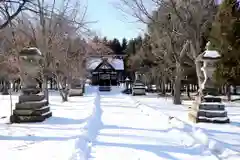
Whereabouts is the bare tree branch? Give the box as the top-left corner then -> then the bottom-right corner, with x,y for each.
0,0 -> 29,29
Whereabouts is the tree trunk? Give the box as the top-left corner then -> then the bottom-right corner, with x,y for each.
187,84 -> 191,99
162,79 -> 166,95
226,84 -> 231,101
2,81 -> 9,95
50,78 -> 53,89
12,82 -> 15,92
173,62 -> 182,105
57,78 -> 69,102
195,61 -> 203,95
60,89 -> 68,102
43,77 -> 49,104
171,81 -> 174,96
63,95 -> 68,101
233,85 -> 237,95
9,81 -> 13,115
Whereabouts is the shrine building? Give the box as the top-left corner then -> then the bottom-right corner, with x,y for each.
86,56 -> 125,86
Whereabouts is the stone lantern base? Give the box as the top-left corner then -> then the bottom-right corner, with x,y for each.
132,80 -> 146,96
68,89 -> 83,97
189,95 -> 230,123
68,79 -> 84,96
11,89 -> 52,123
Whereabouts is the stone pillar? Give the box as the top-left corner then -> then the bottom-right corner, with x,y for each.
11,48 -> 52,123
201,60 -> 219,96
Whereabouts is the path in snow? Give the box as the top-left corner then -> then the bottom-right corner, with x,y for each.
134,96 -> 240,160
89,92 -> 218,160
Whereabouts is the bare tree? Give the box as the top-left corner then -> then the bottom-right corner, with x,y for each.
0,0 -> 98,103
118,0 -> 217,104
50,32 -> 89,101
0,21 -> 31,95
15,0 -> 92,101
119,0 -> 189,104
172,0 -> 217,96
0,0 -> 30,29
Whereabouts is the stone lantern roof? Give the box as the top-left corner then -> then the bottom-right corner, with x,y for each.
202,50 -> 221,60
196,41 -> 221,61
19,47 -> 42,57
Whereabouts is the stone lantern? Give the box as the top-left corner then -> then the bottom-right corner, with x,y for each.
199,42 -> 221,96
11,47 -> 52,123
189,42 -> 230,123
132,72 -> 146,96
135,72 -> 141,82
69,78 -> 84,97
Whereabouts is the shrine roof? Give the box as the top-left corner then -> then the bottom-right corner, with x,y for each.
86,57 -> 124,70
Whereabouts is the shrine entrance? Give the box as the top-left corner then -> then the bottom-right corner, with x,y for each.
92,71 -> 117,86
91,59 -> 117,86
99,73 -> 110,86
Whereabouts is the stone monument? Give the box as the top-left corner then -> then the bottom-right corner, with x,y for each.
68,78 -> 83,97
189,42 -> 230,123
11,47 -> 52,123
132,72 -> 146,96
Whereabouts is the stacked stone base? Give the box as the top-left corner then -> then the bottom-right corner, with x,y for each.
132,82 -> 146,96
99,86 -> 111,92
68,88 -> 83,97
11,93 -> 52,123
189,96 -> 230,123
132,88 -> 146,96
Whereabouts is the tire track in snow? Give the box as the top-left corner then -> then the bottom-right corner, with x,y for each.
130,96 -> 222,160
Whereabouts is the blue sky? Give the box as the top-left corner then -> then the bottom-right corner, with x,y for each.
86,0 -> 145,40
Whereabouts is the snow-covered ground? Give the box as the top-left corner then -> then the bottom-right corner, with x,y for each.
89,90 -> 221,160
134,95 -> 240,160
0,86 -> 240,160
0,89 -> 97,160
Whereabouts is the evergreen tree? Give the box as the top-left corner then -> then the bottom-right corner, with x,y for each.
125,39 -> 136,55
102,36 -> 108,44
124,39 -> 136,72
108,38 -> 122,55
134,36 -> 143,48
210,0 -> 240,85
93,36 -> 99,43
121,38 -> 128,54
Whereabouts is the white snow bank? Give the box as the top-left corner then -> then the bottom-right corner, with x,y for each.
131,98 -> 221,159
70,92 -> 102,160
208,140 -> 223,155
84,86 -> 98,95
193,128 -> 209,147
134,96 -> 240,159
192,128 -> 240,160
